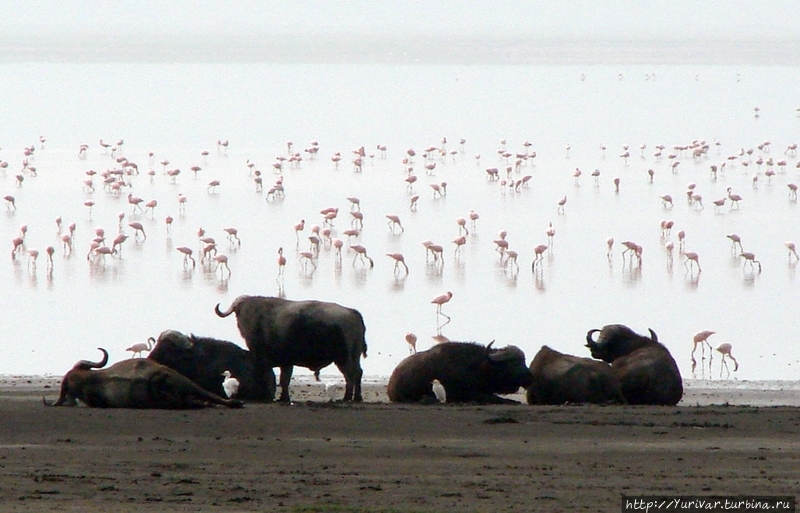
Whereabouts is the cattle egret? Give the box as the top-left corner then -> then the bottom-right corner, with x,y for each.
323,382 -> 338,402
126,337 -> 155,358
222,370 -> 240,398
431,379 -> 447,403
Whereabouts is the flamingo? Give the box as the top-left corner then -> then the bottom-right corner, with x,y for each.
456,217 -> 469,236
716,343 -> 739,378
557,196 -> 567,214
128,222 -> 146,240
409,195 -> 419,211
431,291 -> 453,319
294,219 -> 305,241
452,236 -> 466,257
788,183 -> 798,201
546,222 -> 556,246
740,252 -> 762,272
223,227 -> 241,246
347,196 -> 361,211
127,193 -> 144,213
213,254 -> 231,276
277,247 -> 286,276
386,215 -> 404,234
405,332 -> 417,354
785,241 -> 799,261
176,246 -> 196,268
126,337 -> 155,358
386,253 -> 409,275
660,194 -> 673,208
691,330 -> 715,368
606,237 -> 614,258
726,187 -> 742,208
4,195 -> 15,210
468,210 -> 479,231
684,251 -> 701,273
531,244 -> 548,270
298,250 -> 316,272
350,244 -> 374,268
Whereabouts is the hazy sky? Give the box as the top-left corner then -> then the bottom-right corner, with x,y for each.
2,0 -> 797,40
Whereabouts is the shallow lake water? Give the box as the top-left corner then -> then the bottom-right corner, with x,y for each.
1,47 -> 799,382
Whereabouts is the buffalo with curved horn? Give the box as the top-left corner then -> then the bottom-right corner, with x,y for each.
526,345 -> 625,405
215,295 -> 367,402
148,330 -> 272,401
585,324 -> 683,405
388,341 -> 532,404
44,348 -> 243,409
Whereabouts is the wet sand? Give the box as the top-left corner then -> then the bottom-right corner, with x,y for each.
2,378 -> 799,512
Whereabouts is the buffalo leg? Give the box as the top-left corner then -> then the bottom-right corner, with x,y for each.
278,365 -> 293,402
335,359 -> 363,402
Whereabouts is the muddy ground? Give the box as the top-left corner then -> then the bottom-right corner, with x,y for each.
0,378 -> 798,512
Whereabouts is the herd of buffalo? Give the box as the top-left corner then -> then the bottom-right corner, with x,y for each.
44,295 -> 683,409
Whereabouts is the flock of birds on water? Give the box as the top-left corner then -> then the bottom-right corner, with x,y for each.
3,118 -> 800,382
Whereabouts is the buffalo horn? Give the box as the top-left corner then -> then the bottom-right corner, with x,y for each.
75,348 -> 109,370
214,302 -> 234,318
585,329 -> 601,348
648,328 -> 658,343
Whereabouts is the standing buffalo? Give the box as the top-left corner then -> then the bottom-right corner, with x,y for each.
526,345 -> 625,405
586,324 -> 683,405
147,330 -> 272,401
215,295 -> 368,402
387,341 -> 533,404
44,348 -> 243,409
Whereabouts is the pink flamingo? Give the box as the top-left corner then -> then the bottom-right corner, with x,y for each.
546,222 -> 556,246
386,215 -> 404,234
691,330 -> 715,369
532,244 -> 548,270
431,291 -> 453,319
165,215 -> 173,234
207,180 -> 221,193
740,252 -> 761,272
409,195 -> 419,211
405,332 -> 417,354
726,187 -> 742,208
128,222 -> 146,240
294,219 -> 305,242
112,234 -> 129,255
298,251 -> 316,272
386,253 -> 409,275
223,227 -> 241,246
277,247 -> 287,276
452,236 -> 466,257
456,217 -> 469,236
127,194 -> 144,213
557,196 -> 567,214
606,237 -> 614,258
785,241 -> 799,261
213,254 -> 231,276
716,343 -> 739,377
176,247 -> 196,268
350,244 -> 374,268
684,251 -> 701,273
126,337 -> 155,358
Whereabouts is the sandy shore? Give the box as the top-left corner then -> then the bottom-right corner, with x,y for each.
1,377 -> 799,512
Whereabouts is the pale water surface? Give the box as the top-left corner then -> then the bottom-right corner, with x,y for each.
1,39 -> 799,382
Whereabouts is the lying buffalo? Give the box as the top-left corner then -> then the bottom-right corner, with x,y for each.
387,341 -> 533,404
215,295 -> 368,402
586,324 -> 683,405
44,348 -> 243,409
526,345 -> 625,405
147,330 -> 272,401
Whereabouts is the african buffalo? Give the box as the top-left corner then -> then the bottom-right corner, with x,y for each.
215,295 -> 368,402
526,345 -> 625,405
147,330 -> 273,401
387,341 -> 533,404
585,324 -> 683,405
44,348 -> 243,409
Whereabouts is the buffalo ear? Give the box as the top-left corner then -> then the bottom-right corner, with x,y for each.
648,328 -> 658,343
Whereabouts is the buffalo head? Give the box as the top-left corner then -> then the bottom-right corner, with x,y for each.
586,324 -> 658,363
